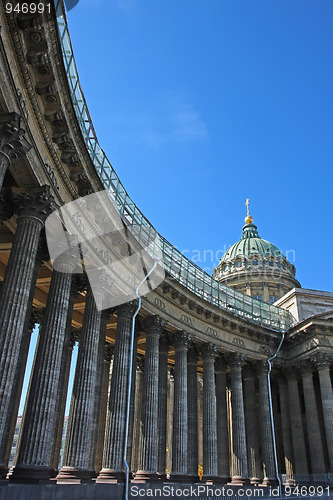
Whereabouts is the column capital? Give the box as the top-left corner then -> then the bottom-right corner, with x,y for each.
229,352 -> 245,369
13,185 -> 57,224
116,299 -> 139,319
143,315 -> 167,336
0,112 -> 32,162
311,352 -> 333,369
242,362 -> 256,379
172,330 -> 192,350
28,307 -> 45,333
215,353 -> 227,371
201,342 -> 218,361
298,360 -> 314,375
256,359 -> 270,375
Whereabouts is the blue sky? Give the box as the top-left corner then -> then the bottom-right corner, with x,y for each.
19,0 -> 333,415
64,0 -> 333,292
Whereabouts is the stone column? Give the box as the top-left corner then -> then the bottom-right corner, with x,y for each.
229,353 -> 249,485
215,354 -> 230,483
242,364 -> 261,485
300,362 -> 326,476
157,334 -> 170,479
187,345 -> 199,481
58,275 -> 112,482
53,280 -> 82,475
10,238 -> 78,483
276,373 -> 295,485
126,324 -> 141,473
201,343 -> 218,482
0,112 -> 32,190
0,186 -> 55,478
170,331 -> 191,481
97,300 -> 138,483
312,353 -> 333,471
286,369 -> 308,479
167,368 -> 175,476
257,361 -> 277,485
131,356 -> 145,474
95,340 -> 114,475
134,316 -> 166,482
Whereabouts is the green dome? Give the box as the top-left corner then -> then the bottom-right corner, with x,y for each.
221,223 -> 284,262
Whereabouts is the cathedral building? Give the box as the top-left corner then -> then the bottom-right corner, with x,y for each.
0,2 -> 332,499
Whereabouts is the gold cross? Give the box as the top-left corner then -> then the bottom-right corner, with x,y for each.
245,198 -> 250,216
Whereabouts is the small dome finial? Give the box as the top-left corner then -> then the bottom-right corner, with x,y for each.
245,198 -> 253,224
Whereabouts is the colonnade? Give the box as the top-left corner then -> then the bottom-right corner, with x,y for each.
0,114 -> 333,485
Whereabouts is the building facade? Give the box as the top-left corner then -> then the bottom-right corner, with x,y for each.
0,2 -> 332,499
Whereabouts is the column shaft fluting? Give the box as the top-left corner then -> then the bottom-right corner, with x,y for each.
58,286 -> 106,482
257,361 -> 277,485
215,355 -> 230,482
10,246 -> 77,483
277,376 -> 294,483
287,373 -> 308,477
157,335 -> 169,478
0,210 -> 48,476
313,354 -> 333,471
135,316 -> 165,481
202,344 -> 218,481
301,366 -> 326,475
97,301 -> 138,483
171,332 -> 190,480
230,354 -> 248,485
243,365 -> 261,484
187,346 -> 199,480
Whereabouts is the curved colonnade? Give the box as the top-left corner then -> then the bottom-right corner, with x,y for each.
0,0 -> 332,492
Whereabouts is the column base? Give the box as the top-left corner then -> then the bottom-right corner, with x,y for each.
56,467 -> 95,483
96,469 -> 125,483
132,471 -> 160,483
202,475 -> 220,484
169,473 -> 196,483
229,476 -> 250,486
250,477 -> 261,485
9,465 -> 53,484
260,477 -> 279,487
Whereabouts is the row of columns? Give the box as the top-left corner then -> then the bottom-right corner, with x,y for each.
0,114 -> 332,484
